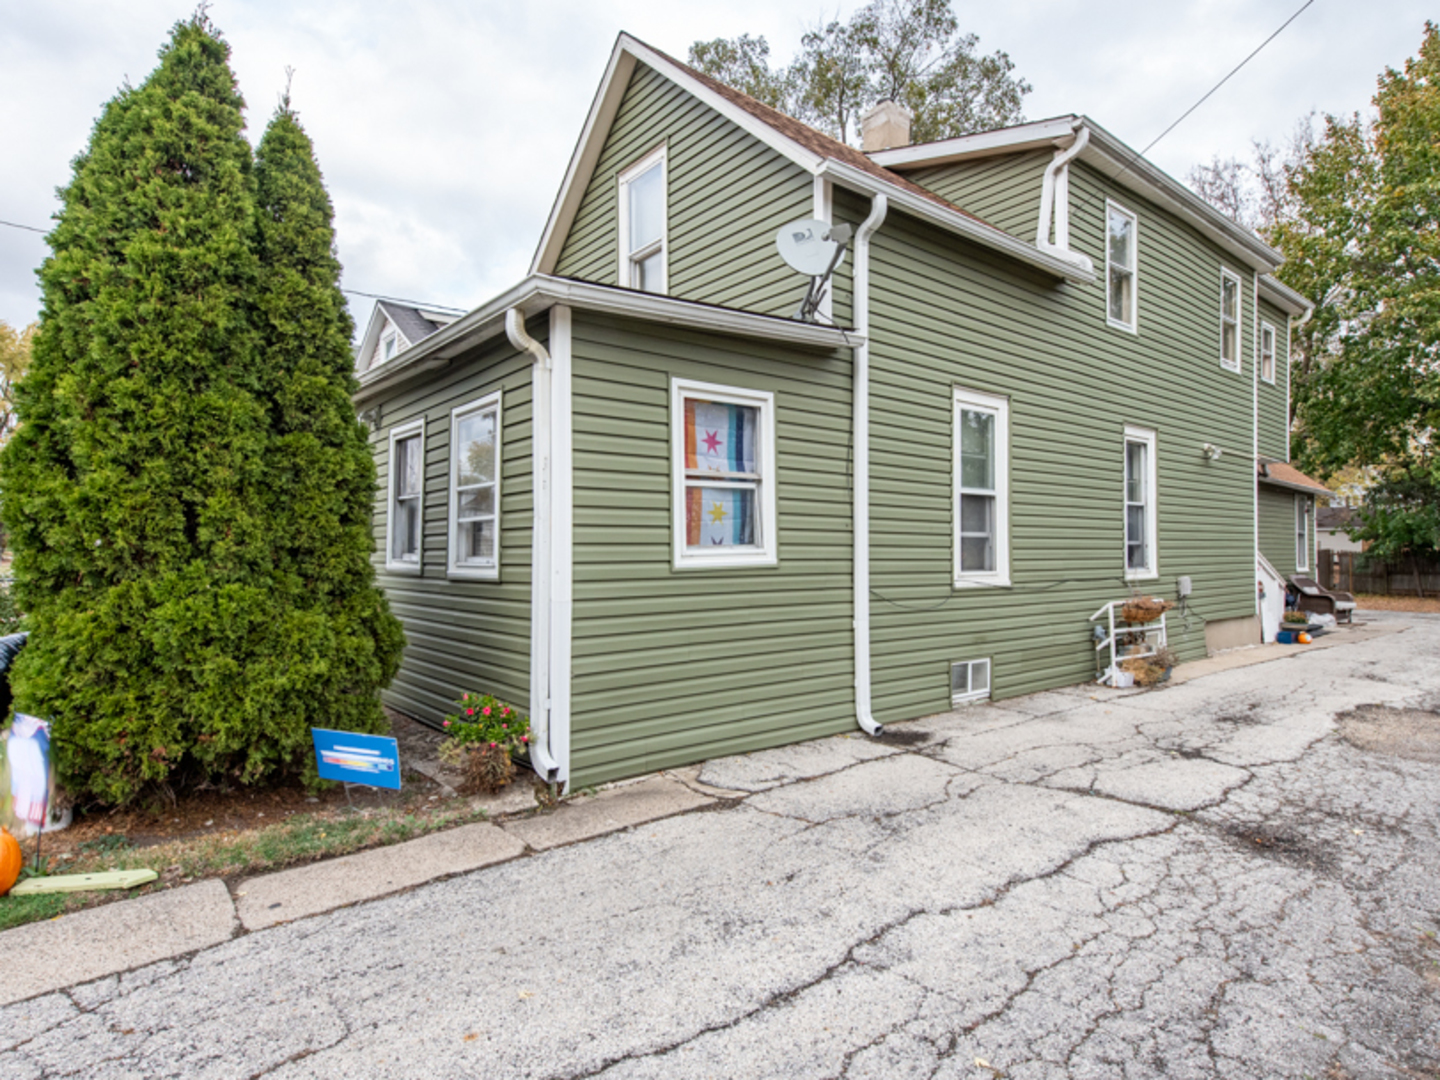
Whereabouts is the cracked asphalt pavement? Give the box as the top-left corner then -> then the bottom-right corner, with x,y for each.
3,612 -> 1439,1079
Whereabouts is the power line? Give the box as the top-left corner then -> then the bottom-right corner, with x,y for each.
1116,0 -> 1316,184
1,216 -> 467,313
0,219 -> 47,235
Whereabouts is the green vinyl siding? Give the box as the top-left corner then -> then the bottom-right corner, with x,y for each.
1257,297 -> 1291,461
567,311 -> 852,788
1259,485 -> 1311,580
905,150 -> 1050,239
555,63 -> 816,319
370,335 -> 535,725
866,158 -> 1259,722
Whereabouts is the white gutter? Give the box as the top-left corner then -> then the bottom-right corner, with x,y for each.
816,159 -> 1093,285
357,275 -> 858,405
1035,122 -> 1094,273
1252,275 -> 1260,619
853,193 -> 888,738
505,308 -> 563,785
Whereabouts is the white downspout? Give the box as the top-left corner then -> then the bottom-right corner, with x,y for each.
853,193 -> 888,737
1036,121 -> 1094,272
506,307 -> 561,784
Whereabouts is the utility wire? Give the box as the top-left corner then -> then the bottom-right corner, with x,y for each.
2,215 -> 467,313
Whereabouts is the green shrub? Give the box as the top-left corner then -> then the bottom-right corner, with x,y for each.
0,16 -> 403,804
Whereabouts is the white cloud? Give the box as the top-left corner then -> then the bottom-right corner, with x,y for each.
1,0 -> 1430,333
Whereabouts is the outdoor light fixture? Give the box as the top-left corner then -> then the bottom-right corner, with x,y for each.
1202,442 -> 1223,460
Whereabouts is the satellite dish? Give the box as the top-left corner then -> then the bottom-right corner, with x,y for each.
775,219 -> 847,277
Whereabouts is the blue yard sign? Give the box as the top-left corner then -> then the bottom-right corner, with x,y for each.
311,729 -> 402,791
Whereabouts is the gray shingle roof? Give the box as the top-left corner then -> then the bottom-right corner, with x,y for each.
378,300 -> 446,346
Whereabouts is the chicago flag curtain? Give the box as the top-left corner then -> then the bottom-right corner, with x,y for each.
684,399 -> 758,548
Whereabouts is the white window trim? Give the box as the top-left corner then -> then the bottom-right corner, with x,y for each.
1296,494 -> 1311,572
953,387 -> 1010,588
1105,199 -> 1139,334
617,145 -> 667,294
384,417 -> 425,574
951,657 -> 992,706
447,391 -> 502,581
670,377 -> 778,570
1260,320 -> 1277,385
1220,267 -> 1243,373
1123,424 -> 1159,581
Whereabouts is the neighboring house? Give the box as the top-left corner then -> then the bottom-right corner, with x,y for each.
1317,506 -> 1364,554
356,300 -> 459,372
355,34 -> 1314,791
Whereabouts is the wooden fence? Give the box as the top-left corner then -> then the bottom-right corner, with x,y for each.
1319,548 -> 1440,597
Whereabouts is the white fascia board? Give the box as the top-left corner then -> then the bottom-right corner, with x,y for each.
532,34 -> 826,277
355,275 -> 859,404
619,35 -> 823,174
1258,275 -> 1311,316
1076,120 -> 1282,274
531,41 -> 637,276
353,305 -> 394,374
868,116 -> 1080,169
818,159 -> 1094,285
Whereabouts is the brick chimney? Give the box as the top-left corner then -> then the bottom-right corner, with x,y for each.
860,99 -> 913,152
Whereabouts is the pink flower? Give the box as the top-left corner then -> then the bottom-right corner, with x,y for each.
489,742 -> 497,749
466,708 -> 474,716
503,707 -> 510,716
482,706 -> 491,716
502,724 -> 508,730
463,694 -> 470,701
521,735 -> 529,743
443,721 -> 451,728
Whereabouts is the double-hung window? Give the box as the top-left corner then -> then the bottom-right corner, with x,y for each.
953,388 -> 1009,586
1260,321 -> 1276,384
618,146 -> 666,294
1124,425 -> 1158,580
1296,495 -> 1311,572
1220,269 -> 1242,372
671,379 -> 777,569
448,392 -> 501,579
386,419 -> 425,571
1106,201 -> 1138,331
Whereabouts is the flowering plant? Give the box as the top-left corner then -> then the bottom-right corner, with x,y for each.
438,693 -> 531,793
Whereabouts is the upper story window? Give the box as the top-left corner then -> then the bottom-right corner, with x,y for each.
954,388 -> 1010,587
1106,202 -> 1138,332
386,419 -> 425,572
1260,321 -> 1277,384
1296,495 -> 1311,571
448,393 -> 501,580
670,378 -> 777,569
618,146 -> 667,294
1220,269 -> 1242,372
381,329 -> 398,363
1124,425 -> 1158,580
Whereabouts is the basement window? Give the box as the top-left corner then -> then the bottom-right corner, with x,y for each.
618,146 -> 667,294
951,659 -> 991,706
386,418 -> 425,572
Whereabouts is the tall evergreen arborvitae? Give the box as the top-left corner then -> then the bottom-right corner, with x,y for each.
0,16 -> 402,804
251,93 -> 404,752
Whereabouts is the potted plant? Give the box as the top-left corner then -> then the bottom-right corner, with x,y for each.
437,694 -> 532,794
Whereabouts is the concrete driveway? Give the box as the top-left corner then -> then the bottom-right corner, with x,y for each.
3,612 -> 1438,1079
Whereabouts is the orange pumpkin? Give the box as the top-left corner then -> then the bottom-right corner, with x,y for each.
0,827 -> 21,897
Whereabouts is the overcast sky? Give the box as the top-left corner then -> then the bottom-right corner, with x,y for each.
0,0 -> 1430,335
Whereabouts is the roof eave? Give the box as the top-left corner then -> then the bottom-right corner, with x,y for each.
1077,120 -> 1282,273
355,275 -> 861,405
818,159 -> 1094,285
1258,275 -> 1312,316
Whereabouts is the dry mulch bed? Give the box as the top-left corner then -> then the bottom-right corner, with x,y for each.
1355,594 -> 1440,614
